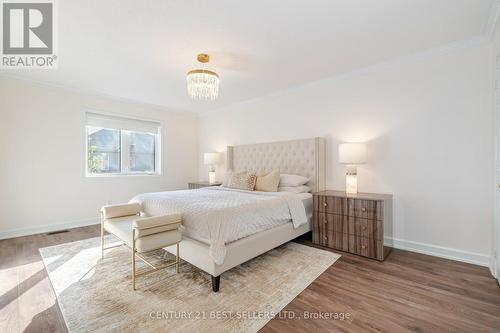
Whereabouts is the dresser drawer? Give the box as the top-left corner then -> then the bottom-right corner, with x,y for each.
316,212 -> 348,233
348,235 -> 376,258
348,217 -> 377,239
312,213 -> 348,246
323,230 -> 349,252
347,199 -> 383,220
314,195 -> 347,215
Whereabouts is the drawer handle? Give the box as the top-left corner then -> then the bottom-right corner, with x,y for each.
362,226 -> 367,231
324,220 -> 328,224
361,207 -> 367,212
361,245 -> 366,249
323,203 -> 328,207
324,236 -> 328,240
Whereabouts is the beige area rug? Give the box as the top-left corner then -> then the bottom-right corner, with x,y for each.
39,235 -> 340,333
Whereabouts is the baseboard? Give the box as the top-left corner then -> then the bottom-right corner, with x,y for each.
497,259 -> 500,282
491,257 -> 500,280
489,257 -> 498,278
0,217 -> 100,240
384,237 -> 491,268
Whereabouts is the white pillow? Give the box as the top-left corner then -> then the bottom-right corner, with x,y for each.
279,174 -> 309,187
278,185 -> 312,194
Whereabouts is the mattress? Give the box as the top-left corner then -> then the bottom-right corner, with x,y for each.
130,187 -> 308,264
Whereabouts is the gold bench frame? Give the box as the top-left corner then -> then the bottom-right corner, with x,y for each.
100,212 -> 180,290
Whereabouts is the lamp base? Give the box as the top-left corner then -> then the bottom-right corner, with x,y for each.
208,171 -> 216,184
345,166 -> 358,194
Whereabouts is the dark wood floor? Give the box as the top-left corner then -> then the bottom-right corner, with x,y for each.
1,225 -> 499,333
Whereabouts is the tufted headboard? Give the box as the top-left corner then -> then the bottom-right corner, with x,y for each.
226,137 -> 326,192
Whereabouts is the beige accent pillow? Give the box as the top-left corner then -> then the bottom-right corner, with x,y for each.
227,171 -> 257,191
255,170 -> 280,192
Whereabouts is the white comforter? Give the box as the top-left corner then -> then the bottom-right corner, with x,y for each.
129,187 -> 308,264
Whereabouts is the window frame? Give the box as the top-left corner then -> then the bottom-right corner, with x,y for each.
84,110 -> 163,178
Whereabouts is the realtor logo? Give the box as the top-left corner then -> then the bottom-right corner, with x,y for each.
1,0 -> 57,68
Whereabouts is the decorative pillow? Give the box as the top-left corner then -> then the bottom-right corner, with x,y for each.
255,170 -> 280,192
278,185 -> 312,194
227,171 -> 257,191
279,174 -> 309,187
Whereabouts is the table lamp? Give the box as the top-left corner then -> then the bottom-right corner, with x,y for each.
338,143 -> 366,194
204,152 -> 220,184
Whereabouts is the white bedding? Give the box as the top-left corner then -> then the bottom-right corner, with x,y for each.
129,187 -> 308,264
297,193 -> 313,218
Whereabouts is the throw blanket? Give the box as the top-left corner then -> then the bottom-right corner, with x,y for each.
129,187 -> 308,264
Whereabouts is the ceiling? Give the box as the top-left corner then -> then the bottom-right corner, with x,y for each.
1,0 -> 495,112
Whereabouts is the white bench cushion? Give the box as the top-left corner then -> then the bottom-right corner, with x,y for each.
104,217 -> 181,253
101,203 -> 141,219
133,214 -> 181,230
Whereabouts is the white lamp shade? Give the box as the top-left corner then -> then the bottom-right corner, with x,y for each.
204,152 -> 220,165
338,143 -> 367,164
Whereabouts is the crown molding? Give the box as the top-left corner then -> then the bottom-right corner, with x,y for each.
0,72 -> 198,115
484,0 -> 500,39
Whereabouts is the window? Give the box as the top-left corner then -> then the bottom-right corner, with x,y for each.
85,111 -> 161,176
129,131 -> 156,173
87,127 -> 121,174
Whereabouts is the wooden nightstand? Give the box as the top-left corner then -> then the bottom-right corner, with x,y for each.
188,181 -> 222,189
312,190 -> 393,261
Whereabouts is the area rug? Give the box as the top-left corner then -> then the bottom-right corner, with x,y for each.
39,235 -> 340,333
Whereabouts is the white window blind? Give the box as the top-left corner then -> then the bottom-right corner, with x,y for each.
85,112 -> 160,134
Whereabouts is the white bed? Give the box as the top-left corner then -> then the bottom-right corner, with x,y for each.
131,187 -> 311,264
132,137 -> 325,291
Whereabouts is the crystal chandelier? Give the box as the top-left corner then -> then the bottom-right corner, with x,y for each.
187,53 -> 219,100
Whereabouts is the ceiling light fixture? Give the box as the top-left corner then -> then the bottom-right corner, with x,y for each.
187,53 -> 219,100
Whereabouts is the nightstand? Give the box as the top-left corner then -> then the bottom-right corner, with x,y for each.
188,181 -> 222,189
312,190 -> 393,261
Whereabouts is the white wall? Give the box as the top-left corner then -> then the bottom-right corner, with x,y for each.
0,39 -> 494,268
490,21 -> 500,279
199,41 -> 494,264
0,78 -> 199,238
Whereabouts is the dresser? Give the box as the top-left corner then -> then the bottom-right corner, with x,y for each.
188,181 -> 222,189
312,190 -> 392,261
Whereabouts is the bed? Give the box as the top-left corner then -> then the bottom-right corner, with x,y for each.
130,137 -> 325,291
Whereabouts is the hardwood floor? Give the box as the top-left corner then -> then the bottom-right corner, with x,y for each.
0,226 -> 97,333
0,225 -> 499,332
263,240 -> 500,333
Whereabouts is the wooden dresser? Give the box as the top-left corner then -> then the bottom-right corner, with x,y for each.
188,181 -> 222,189
312,190 -> 393,261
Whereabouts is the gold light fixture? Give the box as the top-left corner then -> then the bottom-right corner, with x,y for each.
187,53 -> 219,100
